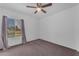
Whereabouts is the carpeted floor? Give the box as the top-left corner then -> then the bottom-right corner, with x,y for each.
0,39 -> 78,56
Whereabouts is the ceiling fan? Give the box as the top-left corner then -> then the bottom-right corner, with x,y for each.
26,3 -> 52,14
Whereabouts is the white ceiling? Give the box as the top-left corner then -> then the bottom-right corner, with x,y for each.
0,3 -> 78,19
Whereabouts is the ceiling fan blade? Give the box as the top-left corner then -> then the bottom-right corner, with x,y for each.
34,10 -> 38,14
42,3 -> 52,8
26,6 -> 36,8
41,9 -> 47,13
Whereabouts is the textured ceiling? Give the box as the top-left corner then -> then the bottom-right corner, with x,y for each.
0,3 -> 78,19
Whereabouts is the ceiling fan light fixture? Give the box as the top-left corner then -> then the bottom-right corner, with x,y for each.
36,8 -> 41,12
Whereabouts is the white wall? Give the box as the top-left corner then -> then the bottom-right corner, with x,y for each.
40,6 -> 78,50
74,5 -> 79,51
0,8 -> 38,49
